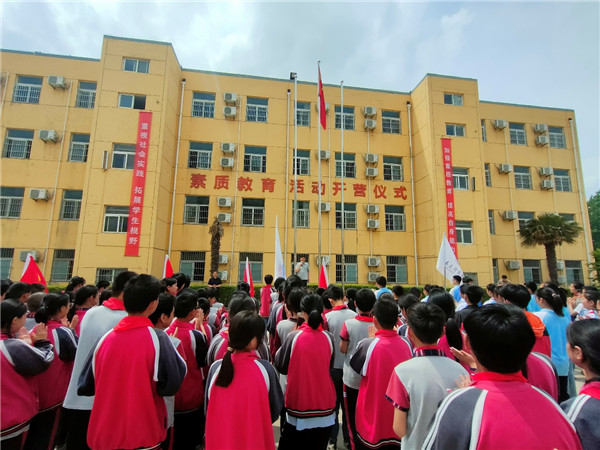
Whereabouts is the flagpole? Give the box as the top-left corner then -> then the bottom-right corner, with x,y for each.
340,80 -> 345,292
290,72 -> 298,269
317,61 -> 322,277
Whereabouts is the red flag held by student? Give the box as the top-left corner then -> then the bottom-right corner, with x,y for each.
318,64 -> 327,130
20,253 -> 48,291
318,259 -> 329,289
244,257 -> 255,297
163,254 -> 174,278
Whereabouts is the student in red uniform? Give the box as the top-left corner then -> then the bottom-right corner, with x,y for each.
275,293 -> 336,450
268,276 -> 302,359
68,285 -> 98,337
260,274 -> 274,325
78,275 -> 187,450
205,311 -> 283,449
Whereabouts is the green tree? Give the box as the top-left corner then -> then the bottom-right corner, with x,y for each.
588,190 -> 600,250
518,213 -> 582,284
208,217 -> 224,274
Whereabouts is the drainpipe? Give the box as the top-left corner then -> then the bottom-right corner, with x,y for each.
407,101 -> 419,285
168,79 -> 186,257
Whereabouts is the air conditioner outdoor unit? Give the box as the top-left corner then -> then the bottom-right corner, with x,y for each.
503,210 -> 518,220
19,250 -> 40,262
365,204 -> 379,214
556,260 -> 565,270
367,272 -> 380,283
505,260 -> 521,270
220,143 -> 236,153
364,119 -> 376,130
367,219 -> 380,229
534,123 -> 548,134
217,213 -> 231,223
536,135 -> 550,146
493,120 -> 508,130
220,157 -> 234,168
364,106 -> 377,117
539,167 -> 554,176
365,167 -> 378,178
315,202 -> 330,212
314,102 -> 330,113
217,197 -> 232,207
223,92 -> 237,104
318,256 -> 330,266
319,150 -> 330,160
364,153 -> 378,164
219,270 -> 228,281
39,130 -> 59,142
541,179 -> 555,190
223,106 -> 237,118
367,257 -> 380,267
48,75 -> 66,89
557,275 -> 567,285
498,163 -> 513,174
218,254 -> 229,264
29,189 -> 50,201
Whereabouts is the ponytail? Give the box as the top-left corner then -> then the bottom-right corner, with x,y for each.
35,306 -> 50,324
35,293 -> 70,324
537,287 -> 564,316
215,348 -> 234,388
308,309 -> 323,330
445,318 -> 463,350
300,294 -> 324,330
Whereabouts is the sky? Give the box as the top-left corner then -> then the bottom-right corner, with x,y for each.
1,0 -> 599,197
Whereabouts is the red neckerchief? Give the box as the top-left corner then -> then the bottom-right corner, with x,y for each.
471,371 -> 528,384
580,380 -> 600,400
102,297 -> 125,311
374,329 -> 398,338
299,322 -> 324,332
414,345 -> 446,357
114,316 -> 153,332
355,315 -> 374,323
333,305 -> 348,311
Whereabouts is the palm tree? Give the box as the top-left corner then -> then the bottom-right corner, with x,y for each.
518,213 -> 582,284
208,217 -> 224,274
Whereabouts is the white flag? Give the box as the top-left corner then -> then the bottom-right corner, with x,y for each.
274,216 -> 286,279
436,234 -> 464,282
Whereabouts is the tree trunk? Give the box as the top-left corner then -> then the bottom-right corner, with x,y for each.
209,218 -> 224,274
545,243 -> 558,284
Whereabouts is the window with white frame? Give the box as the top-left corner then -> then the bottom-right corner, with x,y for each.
335,203 -> 356,230
387,256 -> 408,284
292,200 -> 310,228
123,58 -> 149,73
238,252 -> 263,282
485,163 -> 492,187
3,129 -> 33,159
293,150 -> 310,175
96,267 -> 128,284
518,211 -> 534,230
488,210 -> 495,235
566,260 -> 583,284
103,206 -> 129,233
453,168 -> 469,190
246,97 -> 268,122
481,119 -> 487,142
446,124 -> 465,137
383,156 -> 403,181
296,102 -> 311,127
559,213 -> 575,222
112,144 -> 136,169
184,196 -> 209,225
60,190 -> 82,220
180,251 -> 206,282
549,126 -> 566,149
192,92 -> 215,118
335,152 -> 356,178
444,93 -> 463,106
241,199 -> 264,226
554,169 -> 572,192
188,142 -> 212,169
523,260 -> 542,284
0,248 -> 14,279
75,81 -> 96,108
118,93 -> 146,110
51,249 -> 75,282
514,166 -> 532,190
455,221 -> 473,244
385,205 -> 405,231
509,123 -> 526,145
0,187 -> 24,218
382,110 -> 400,134
243,146 -> 266,173
335,105 -> 355,130
12,75 -> 42,104
68,134 -> 90,162
336,254 -> 357,283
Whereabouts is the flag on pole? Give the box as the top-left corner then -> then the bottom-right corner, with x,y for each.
318,258 -> 329,289
318,64 -> 326,130
436,234 -> 464,283
274,216 -> 286,279
244,257 -> 255,297
20,253 -> 48,291
163,254 -> 174,278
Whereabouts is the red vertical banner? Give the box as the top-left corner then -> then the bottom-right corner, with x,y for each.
441,138 -> 458,258
125,111 -> 152,257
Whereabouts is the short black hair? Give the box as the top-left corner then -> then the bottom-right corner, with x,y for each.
583,289 -> 600,305
463,276 -> 473,284
326,285 -> 344,301
228,292 -> 257,318
5,282 -> 31,300
206,288 -> 218,299
1,279 -> 13,296
428,291 -> 456,321
285,288 -> 304,314
264,274 -> 273,285
463,304 -> 535,373
74,285 -> 99,306
1,299 -> 27,331
499,284 -> 530,310
391,285 -> 405,297
112,271 -> 138,297
198,297 -> 211,315
96,280 -> 110,290
172,272 -> 191,290
99,289 -> 112,304
409,287 -> 421,298
148,293 -> 175,325
29,283 -> 46,294
453,275 -> 462,283
66,276 -> 86,292
571,282 -> 584,292
465,285 -> 485,305
373,297 -> 398,329
398,293 -> 419,311
174,291 -> 199,318
407,303 -> 446,344
355,288 -> 376,313
123,274 -> 161,314
486,283 -> 497,293
459,284 -> 470,295
162,277 -> 177,288
524,281 -> 537,294
376,276 -> 387,287
237,281 -> 251,294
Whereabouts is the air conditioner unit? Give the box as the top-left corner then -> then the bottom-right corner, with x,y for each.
217,213 -> 231,223
493,120 -> 508,130
365,167 -> 378,178
29,189 -> 50,200
223,92 -> 237,104
364,153 -> 378,164
363,106 -> 377,117
366,219 -> 380,229
315,202 -> 330,212
217,197 -> 232,207
318,150 -> 330,160
220,143 -> 236,153
534,123 -> 548,134
48,75 -> 66,89
367,272 -> 380,283
536,135 -> 549,146
318,256 -> 330,266
314,102 -> 330,113
218,254 -> 229,264
505,260 -> 521,270
223,106 -> 237,118
19,250 -> 40,262
556,260 -> 565,271
220,157 -> 234,168
39,130 -> 59,142
503,210 -> 518,220
498,163 -> 513,174
219,270 -> 228,281
557,275 -> 567,285
365,204 -> 379,214
539,167 -> 554,176
364,119 -> 376,130
102,151 -> 110,170
367,257 -> 380,267
541,179 -> 555,190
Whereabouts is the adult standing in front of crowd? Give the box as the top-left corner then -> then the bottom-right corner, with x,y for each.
294,256 -> 309,287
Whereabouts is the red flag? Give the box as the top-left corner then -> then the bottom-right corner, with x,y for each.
20,254 -> 48,291
244,257 -> 255,297
318,64 -> 326,130
163,254 -> 174,278
318,258 -> 329,289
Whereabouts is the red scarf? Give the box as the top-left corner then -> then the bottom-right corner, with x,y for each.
102,297 -> 125,311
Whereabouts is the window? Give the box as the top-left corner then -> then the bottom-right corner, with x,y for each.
383,156 -> 403,181
118,94 -> 146,110
382,110 -> 400,134
246,97 -> 268,122
488,210 -> 495,235
453,168 -> 469,190
335,203 -> 356,230
484,163 -> 492,187
243,146 -> 266,173
446,124 -> 465,137
518,211 -> 534,230
112,144 -> 136,169
559,213 -> 575,222
0,248 -> 14,279
238,252 -> 263,282
60,190 -> 82,220
192,92 -> 215,118
96,267 -> 128,284
335,254 -> 357,283
523,260 -> 542,284
123,58 -> 149,73
509,123 -> 526,145
241,199 -> 264,226
68,134 -> 90,162
514,166 -> 532,190
549,126 -> 566,149
335,153 -> 356,178
12,75 -> 42,104
75,81 -> 96,108
103,206 -> 129,233
296,102 -> 311,127
554,169 -> 572,192
293,150 -> 310,175
188,142 -> 212,169
455,221 -> 473,244
180,251 -> 206,282
184,196 -> 209,224
385,206 -> 405,231
292,201 -> 310,228
463,273 -> 479,285
3,129 -> 33,159
335,106 -> 355,130
492,258 -> 499,284
51,249 -> 75,282
566,261 -> 583,284
481,119 -> 487,142
0,187 -> 24,218
387,256 -> 408,284
444,93 -> 463,106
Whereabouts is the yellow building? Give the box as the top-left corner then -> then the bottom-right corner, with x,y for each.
0,36 -> 594,287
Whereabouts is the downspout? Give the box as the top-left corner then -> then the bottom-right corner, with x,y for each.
229,96 -> 243,284
407,102 -> 419,285
0,72 -> 9,119
168,79 -> 186,257
284,89 -> 290,269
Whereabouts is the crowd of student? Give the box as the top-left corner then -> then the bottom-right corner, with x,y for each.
0,271 -> 599,450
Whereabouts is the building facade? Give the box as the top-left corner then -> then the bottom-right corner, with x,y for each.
0,36 -> 593,286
